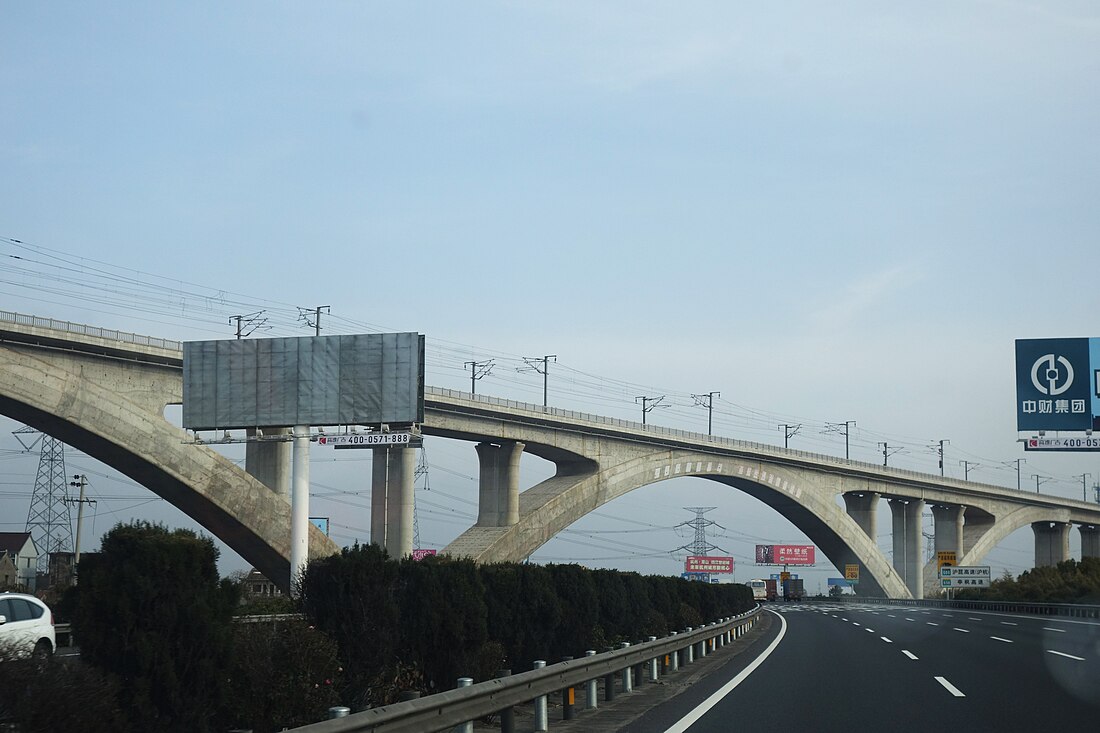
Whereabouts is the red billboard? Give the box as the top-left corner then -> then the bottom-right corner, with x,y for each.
755,544 -> 815,565
685,555 -> 734,574
411,549 -> 437,561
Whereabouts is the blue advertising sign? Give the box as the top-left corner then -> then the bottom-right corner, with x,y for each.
1015,338 -> 1099,432
827,578 -> 851,587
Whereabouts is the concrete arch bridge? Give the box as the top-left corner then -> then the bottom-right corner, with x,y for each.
1,311 -> 1097,597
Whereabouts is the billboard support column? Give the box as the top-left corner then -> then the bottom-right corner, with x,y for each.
385,446 -> 416,559
1032,521 -> 1071,567
889,498 -> 924,599
370,447 -> 389,549
290,424 -> 310,597
842,492 -> 879,540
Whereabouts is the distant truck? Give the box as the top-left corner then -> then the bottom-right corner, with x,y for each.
782,578 -> 805,601
748,578 -> 779,602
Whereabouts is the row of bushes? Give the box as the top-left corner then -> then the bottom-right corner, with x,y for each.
6,523 -> 750,732
954,557 -> 1100,603
301,543 -> 753,709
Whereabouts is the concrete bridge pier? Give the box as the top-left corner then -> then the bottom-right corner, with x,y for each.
475,441 -> 524,527
1081,524 -> 1100,559
889,498 -> 924,598
370,446 -> 417,558
930,504 -> 965,558
1033,521 -> 1071,567
843,492 -> 879,539
245,427 -> 291,499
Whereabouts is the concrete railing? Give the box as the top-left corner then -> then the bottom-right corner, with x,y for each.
0,309 -> 181,351
289,606 -> 763,732
830,596 -> 1100,619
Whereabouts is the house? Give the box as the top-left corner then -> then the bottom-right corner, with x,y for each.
240,568 -> 283,602
0,552 -> 17,589
0,532 -> 39,592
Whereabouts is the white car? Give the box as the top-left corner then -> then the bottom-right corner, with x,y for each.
0,592 -> 55,659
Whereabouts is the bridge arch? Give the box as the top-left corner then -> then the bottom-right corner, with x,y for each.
0,344 -> 337,588
444,447 -> 909,597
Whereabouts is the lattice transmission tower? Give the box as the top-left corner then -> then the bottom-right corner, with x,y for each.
674,506 -> 727,557
16,428 -> 73,573
413,444 -> 431,550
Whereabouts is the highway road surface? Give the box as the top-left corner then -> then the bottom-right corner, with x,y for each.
625,603 -> 1100,732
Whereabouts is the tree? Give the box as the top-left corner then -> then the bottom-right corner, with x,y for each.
71,521 -> 239,733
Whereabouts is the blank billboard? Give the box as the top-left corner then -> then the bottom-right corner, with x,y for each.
182,333 -> 424,430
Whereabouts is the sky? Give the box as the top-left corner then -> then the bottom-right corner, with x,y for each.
2,2 -> 1099,592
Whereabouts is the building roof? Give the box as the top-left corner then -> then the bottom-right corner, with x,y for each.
0,533 -> 36,555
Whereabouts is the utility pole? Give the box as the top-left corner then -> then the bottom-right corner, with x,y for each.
1032,473 -> 1050,494
959,460 -> 978,481
878,442 -> 902,466
1011,458 -> 1026,491
1078,473 -> 1091,502
65,474 -> 96,570
778,424 -> 801,449
691,392 -> 721,436
635,395 -> 666,425
229,310 -> 267,339
463,359 -> 494,395
933,439 -> 950,476
298,305 -> 331,336
824,421 -> 856,460
521,355 -> 557,407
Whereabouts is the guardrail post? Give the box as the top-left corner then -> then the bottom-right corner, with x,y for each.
620,642 -> 633,692
328,707 -> 350,718
685,628 -> 694,664
585,650 -> 598,710
496,669 -> 515,733
604,665 -> 617,701
561,656 -> 576,720
670,631 -> 680,671
648,636 -> 659,680
453,678 -> 474,733
533,661 -> 548,731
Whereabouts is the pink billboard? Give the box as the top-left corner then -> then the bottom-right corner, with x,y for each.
685,555 -> 734,574
774,544 -> 815,565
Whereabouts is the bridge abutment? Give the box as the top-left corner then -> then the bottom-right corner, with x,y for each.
1033,521 -> 1071,567
245,427 -> 291,499
371,446 -> 417,558
475,441 -> 524,527
1081,524 -> 1100,559
890,498 -> 924,598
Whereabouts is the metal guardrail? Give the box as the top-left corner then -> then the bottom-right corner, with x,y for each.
832,596 -> 1100,619
0,309 -> 181,351
290,607 -> 763,732
53,612 -> 305,648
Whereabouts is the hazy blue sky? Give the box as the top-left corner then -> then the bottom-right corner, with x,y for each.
2,2 -> 1099,589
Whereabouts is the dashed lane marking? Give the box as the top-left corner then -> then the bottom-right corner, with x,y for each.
1043,628 -> 1066,633
953,628 -> 969,633
881,637 -> 893,643
935,676 -> 966,697
902,650 -> 919,660
1046,650 -> 1085,661
991,636 -> 1013,643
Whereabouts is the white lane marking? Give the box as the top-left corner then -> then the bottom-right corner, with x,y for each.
991,636 -> 1013,643
935,676 -> 966,697
887,614 -> 896,618
927,622 -> 939,626
953,628 -> 970,633
905,618 -> 916,622
865,628 -> 875,633
853,622 -> 861,626
943,614 -> 954,618
1044,628 -> 1066,633
662,610 -> 787,733
968,618 -> 981,621
842,618 -> 849,621
1001,622 -> 1018,626
902,650 -> 919,660
881,637 -> 893,643
1046,650 -> 1085,661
